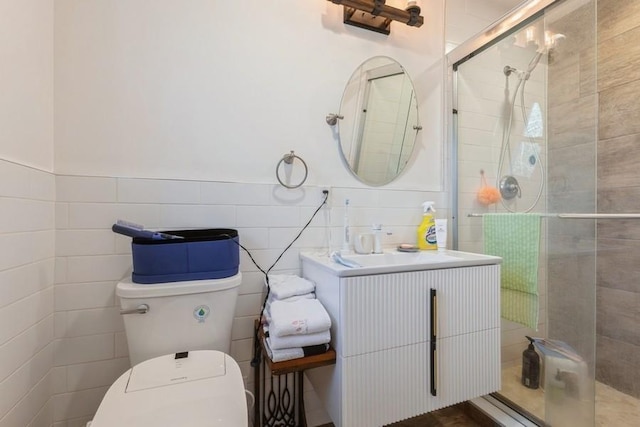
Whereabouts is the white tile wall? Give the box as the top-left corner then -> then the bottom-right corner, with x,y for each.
0,373 -> 52,427
52,386 -> 109,422
52,174 -> 447,425
0,317 -> 53,383
54,334 -> 114,367
65,358 -> 130,391
0,160 -> 55,427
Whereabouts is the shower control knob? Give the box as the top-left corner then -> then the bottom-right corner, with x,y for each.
499,176 -> 521,200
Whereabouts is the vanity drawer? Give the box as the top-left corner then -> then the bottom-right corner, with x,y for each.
340,265 -> 500,357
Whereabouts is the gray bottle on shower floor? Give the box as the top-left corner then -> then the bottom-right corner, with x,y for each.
522,336 -> 540,389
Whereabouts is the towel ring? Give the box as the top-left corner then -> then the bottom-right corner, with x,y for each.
276,151 -> 308,189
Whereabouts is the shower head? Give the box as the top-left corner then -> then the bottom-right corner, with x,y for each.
504,65 -> 518,76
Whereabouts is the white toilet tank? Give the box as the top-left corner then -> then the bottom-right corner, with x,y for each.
116,273 -> 242,366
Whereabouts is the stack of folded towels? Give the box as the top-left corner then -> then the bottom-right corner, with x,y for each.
263,274 -> 332,363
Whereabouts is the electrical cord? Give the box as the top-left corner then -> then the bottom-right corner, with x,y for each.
223,190 -> 330,367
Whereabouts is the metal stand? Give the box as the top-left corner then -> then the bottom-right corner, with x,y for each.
255,360 -> 306,427
253,321 -> 336,427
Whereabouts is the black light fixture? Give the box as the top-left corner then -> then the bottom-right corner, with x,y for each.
327,0 -> 423,35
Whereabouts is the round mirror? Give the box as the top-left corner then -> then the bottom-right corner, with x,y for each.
337,56 -> 420,186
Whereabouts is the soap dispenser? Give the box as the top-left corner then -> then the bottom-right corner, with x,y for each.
521,336 -> 540,389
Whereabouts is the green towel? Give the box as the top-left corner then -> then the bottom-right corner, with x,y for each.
483,213 -> 541,329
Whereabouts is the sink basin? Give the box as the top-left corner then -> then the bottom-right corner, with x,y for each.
341,251 -> 460,267
300,249 -> 501,277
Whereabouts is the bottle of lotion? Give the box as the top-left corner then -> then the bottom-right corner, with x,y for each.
417,202 -> 437,250
521,336 -> 540,389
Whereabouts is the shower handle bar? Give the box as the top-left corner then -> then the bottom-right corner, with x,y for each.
467,213 -> 640,219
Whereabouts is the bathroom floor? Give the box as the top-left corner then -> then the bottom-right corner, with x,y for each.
317,402 -> 490,426
501,364 -> 640,426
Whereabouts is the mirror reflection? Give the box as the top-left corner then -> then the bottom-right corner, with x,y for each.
338,56 -> 420,186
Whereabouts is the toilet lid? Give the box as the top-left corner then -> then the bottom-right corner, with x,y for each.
91,350 -> 247,427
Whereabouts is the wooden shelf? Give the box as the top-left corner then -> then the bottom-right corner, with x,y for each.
257,321 -> 336,376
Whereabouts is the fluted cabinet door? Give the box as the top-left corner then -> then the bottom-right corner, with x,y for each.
341,273 -> 430,357
430,329 -> 501,411
341,265 -> 500,356
342,343 -> 431,427
429,265 -> 501,338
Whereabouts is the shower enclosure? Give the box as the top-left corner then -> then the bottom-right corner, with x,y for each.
451,0 -> 640,425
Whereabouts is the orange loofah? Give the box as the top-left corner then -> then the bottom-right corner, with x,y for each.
478,186 -> 501,205
477,170 -> 501,206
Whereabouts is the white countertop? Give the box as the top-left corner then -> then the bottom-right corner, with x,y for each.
300,249 -> 501,277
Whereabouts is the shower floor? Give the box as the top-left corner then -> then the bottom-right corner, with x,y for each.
501,365 -> 640,426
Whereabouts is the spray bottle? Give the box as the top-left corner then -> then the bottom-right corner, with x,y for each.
417,202 -> 437,250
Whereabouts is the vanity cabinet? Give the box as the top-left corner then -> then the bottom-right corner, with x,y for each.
302,259 -> 501,427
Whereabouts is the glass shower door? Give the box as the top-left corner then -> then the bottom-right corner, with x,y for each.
452,0 -> 597,425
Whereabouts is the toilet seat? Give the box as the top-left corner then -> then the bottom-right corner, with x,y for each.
90,350 -> 247,426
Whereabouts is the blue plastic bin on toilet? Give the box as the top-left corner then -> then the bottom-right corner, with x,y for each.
131,228 -> 239,284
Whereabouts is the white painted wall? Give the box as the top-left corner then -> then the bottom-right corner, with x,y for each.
0,0 -> 54,170
445,0 -> 525,52
54,0 -> 445,191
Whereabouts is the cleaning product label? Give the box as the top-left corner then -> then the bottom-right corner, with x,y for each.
418,219 -> 437,250
426,225 -> 437,245
417,202 -> 438,250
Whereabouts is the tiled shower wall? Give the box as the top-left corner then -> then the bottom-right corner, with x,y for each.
596,0 -> 640,398
0,160 -> 56,427
52,174 -> 447,426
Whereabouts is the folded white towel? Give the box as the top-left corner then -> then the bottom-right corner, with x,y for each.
267,329 -> 331,350
270,298 -> 331,337
267,274 -> 315,300
265,295 -> 316,326
265,292 -> 315,314
263,338 -> 330,363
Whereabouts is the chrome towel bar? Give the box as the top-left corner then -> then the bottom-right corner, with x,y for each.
467,213 -> 640,219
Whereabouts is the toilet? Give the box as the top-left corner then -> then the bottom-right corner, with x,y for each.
90,273 -> 248,426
